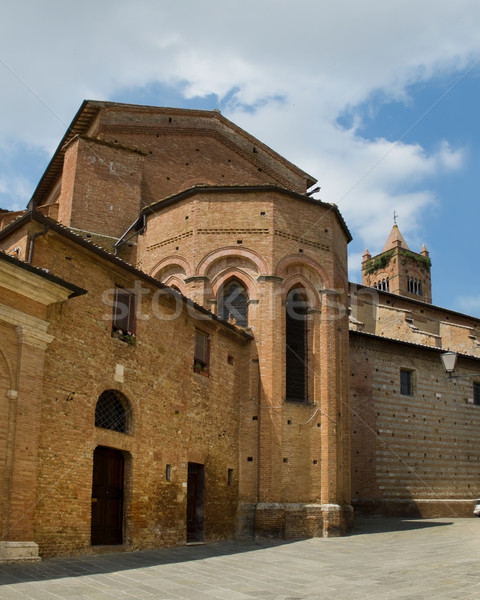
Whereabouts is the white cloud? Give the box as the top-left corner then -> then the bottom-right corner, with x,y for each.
0,174 -> 32,211
0,0 -> 478,247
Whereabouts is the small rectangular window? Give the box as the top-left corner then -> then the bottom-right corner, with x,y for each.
473,383 -> 480,406
227,468 -> 234,486
166,464 -> 172,481
400,369 -> 413,396
112,287 -> 136,343
194,330 -> 210,374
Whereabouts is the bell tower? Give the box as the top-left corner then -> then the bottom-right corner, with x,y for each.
362,223 -> 432,303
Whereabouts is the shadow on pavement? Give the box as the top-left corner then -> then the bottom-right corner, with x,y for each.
0,518 -> 457,585
0,539 -> 291,584
352,516 -> 454,535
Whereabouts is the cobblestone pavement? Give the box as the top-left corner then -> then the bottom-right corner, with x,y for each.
1,518 -> 480,600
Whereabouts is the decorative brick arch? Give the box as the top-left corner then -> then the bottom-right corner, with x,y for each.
149,255 -> 193,280
274,254 -> 329,288
210,268 -> 258,301
196,246 -> 268,278
282,275 -> 321,309
163,276 -> 187,295
372,272 -> 390,292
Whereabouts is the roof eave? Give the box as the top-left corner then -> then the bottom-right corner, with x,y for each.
0,210 -> 253,340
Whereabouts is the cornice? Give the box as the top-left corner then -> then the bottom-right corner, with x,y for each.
0,254 -> 85,305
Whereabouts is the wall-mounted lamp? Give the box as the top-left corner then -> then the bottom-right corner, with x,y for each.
65,391 -> 76,401
441,351 -> 480,380
440,351 -> 457,377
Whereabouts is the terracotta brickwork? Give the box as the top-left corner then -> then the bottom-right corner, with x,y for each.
2,221 -> 252,557
2,100 -> 480,561
350,222 -> 480,517
350,283 -> 480,358
362,224 -> 432,303
0,253 -> 81,561
350,332 -> 480,517
58,136 -> 145,241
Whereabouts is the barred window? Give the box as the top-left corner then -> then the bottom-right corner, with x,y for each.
286,288 -> 308,402
218,279 -> 248,327
95,390 -> 130,433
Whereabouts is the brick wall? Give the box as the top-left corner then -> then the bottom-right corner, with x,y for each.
58,137 -> 144,239
7,224 -> 252,557
0,102 -> 356,556
350,332 -> 480,517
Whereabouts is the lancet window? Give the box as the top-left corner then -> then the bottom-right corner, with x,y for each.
218,279 -> 248,327
286,288 -> 309,402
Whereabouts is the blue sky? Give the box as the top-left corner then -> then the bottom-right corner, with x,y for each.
1,1 -> 480,315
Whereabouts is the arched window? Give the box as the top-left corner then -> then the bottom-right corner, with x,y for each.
218,279 -> 248,327
375,278 -> 389,292
286,288 -> 308,402
407,277 -> 422,296
95,390 -> 130,434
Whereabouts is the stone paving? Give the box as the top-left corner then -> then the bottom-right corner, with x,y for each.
1,518 -> 480,599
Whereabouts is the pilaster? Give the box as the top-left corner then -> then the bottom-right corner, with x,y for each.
184,276 -> 210,307
254,276 -> 284,508
0,309 -> 54,562
318,289 -> 352,533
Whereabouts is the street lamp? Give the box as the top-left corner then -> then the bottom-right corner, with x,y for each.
440,351 -> 458,377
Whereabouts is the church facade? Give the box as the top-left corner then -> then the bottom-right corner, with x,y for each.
0,101 -> 479,561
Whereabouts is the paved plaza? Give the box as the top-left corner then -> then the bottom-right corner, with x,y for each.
1,518 -> 480,599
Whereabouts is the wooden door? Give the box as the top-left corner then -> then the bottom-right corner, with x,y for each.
186,462 -> 205,542
91,446 -> 124,545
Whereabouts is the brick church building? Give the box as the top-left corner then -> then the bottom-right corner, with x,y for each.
1,101 -> 479,561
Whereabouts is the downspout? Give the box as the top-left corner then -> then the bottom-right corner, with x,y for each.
113,213 -> 146,256
27,226 -> 49,264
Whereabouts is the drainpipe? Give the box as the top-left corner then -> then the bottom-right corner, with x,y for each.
113,214 -> 146,256
27,226 -> 49,264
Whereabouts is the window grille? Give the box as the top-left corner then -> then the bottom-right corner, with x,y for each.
218,280 -> 248,327
95,390 -> 129,433
286,289 -> 308,402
